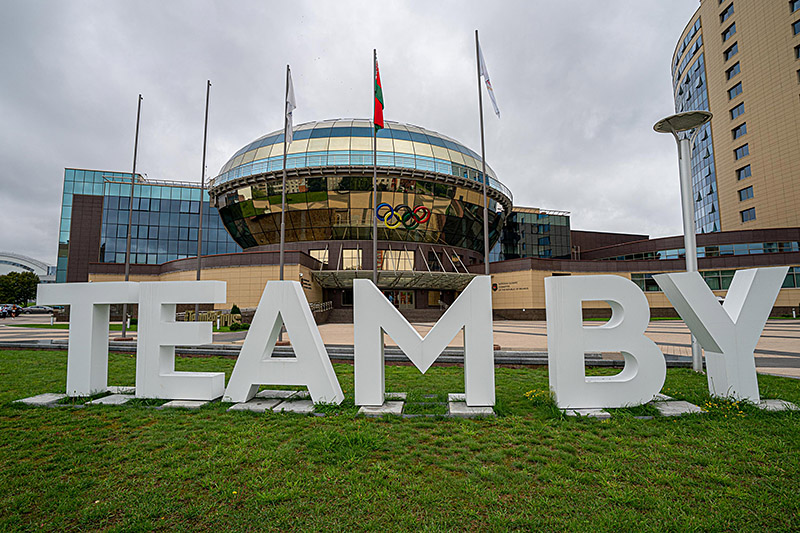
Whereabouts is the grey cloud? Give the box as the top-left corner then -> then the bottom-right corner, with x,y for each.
0,0 -> 699,263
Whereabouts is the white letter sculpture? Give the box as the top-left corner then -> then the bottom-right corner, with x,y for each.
654,267 -> 788,402
37,282 -> 139,397
545,275 -> 666,409
354,276 -> 494,407
136,281 -> 227,400
223,281 -> 343,404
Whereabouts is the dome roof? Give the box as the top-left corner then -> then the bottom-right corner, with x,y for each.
213,119 -> 510,201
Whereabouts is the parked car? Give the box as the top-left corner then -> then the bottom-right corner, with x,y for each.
23,305 -> 55,314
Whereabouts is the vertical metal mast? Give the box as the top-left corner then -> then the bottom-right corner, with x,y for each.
475,30 -> 490,276
372,49 -> 379,284
121,94 -> 142,339
194,80 -> 211,320
280,65 -> 290,281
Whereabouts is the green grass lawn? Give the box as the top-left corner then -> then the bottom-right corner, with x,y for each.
1,349 -> 799,531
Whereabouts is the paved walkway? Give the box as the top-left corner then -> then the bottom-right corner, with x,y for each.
2,315 -> 799,378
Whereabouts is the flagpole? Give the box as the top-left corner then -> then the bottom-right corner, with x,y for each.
475,30 -> 490,276
280,65 -> 289,282
372,49 -> 378,285
195,80 -> 211,321
120,93 -> 142,340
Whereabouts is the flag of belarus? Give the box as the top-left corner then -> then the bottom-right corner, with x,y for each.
374,57 -> 384,131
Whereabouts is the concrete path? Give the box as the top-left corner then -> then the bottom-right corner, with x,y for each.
2,314 -> 799,378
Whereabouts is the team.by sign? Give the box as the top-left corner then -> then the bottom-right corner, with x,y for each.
36,267 -> 787,409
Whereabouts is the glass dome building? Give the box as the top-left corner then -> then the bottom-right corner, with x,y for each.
209,119 -> 512,261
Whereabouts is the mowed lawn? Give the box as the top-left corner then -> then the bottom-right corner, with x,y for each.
1,349 -> 799,532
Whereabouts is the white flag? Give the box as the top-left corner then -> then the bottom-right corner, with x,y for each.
478,43 -> 500,118
285,67 -> 297,145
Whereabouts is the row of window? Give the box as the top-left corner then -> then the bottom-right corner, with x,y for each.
224,124 -> 486,174
633,267 -> 800,292
602,241 -> 800,261
674,18 -> 702,73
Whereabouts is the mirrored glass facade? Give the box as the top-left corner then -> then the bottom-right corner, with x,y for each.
490,208 -> 571,261
211,120 -> 513,255
673,50 -> 720,234
214,119 -> 512,201
56,169 -> 240,283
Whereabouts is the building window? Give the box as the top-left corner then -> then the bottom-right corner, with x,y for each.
728,82 -> 743,99
732,123 -> 747,139
741,207 -> 756,222
736,164 -> 752,180
726,62 -> 741,79
724,42 -> 739,61
796,44 -> 800,59
734,144 -> 750,159
794,20 -> 800,35
730,102 -> 745,119
342,249 -> 362,270
794,0 -> 800,13
722,23 -> 737,41
738,186 -> 754,201
309,249 -> 329,265
720,3 -> 734,22
379,250 -> 414,271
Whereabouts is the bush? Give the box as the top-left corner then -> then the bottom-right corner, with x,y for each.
231,304 -> 241,315
129,318 -> 138,326
229,322 -> 249,331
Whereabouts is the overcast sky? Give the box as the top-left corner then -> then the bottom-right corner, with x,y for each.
0,0 -> 701,265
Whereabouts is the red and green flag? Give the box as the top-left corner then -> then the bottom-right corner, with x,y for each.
374,56 -> 384,131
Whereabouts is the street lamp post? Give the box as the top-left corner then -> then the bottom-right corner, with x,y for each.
654,110 -> 713,373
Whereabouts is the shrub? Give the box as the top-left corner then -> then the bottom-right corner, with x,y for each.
231,304 -> 241,315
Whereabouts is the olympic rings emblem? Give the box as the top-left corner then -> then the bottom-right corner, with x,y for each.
376,203 -> 431,229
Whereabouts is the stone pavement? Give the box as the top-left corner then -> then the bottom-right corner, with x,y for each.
3,314 -> 800,378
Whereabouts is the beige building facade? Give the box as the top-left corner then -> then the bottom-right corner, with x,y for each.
673,0 -> 800,231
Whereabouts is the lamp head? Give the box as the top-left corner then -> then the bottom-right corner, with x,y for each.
654,111 -> 712,134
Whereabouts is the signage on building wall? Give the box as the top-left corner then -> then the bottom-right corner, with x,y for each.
490,279 -> 528,293
37,266 -> 787,410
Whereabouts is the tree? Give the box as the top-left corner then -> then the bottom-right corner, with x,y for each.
0,271 -> 40,305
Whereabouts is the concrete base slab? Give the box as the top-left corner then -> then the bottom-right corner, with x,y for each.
449,402 -> 495,418
359,401 -> 404,417
272,400 -> 315,414
227,399 -> 281,412
87,394 -> 134,406
15,393 -> 66,406
256,389 -> 301,400
385,392 -> 407,401
758,399 -> 798,412
161,400 -> 209,410
653,400 -> 703,416
653,393 -> 674,401
564,408 -> 611,419
108,386 -> 135,394
290,391 -> 310,400
447,393 -> 466,402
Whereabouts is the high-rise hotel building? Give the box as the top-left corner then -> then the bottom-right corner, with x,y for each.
672,0 -> 800,232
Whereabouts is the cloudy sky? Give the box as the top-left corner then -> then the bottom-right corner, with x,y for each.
1,0 -> 701,265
